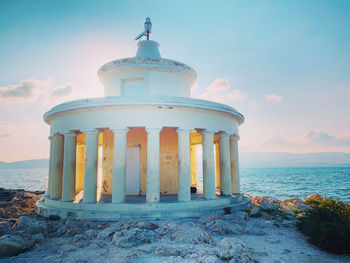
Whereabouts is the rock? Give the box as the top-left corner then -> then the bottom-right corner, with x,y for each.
135,221 -> 159,230
16,216 -> 48,237
198,214 -> 222,224
64,218 -> 90,236
160,256 -> 188,263
155,221 -> 178,236
281,198 -> 312,212
217,237 -> 254,262
203,219 -> 243,235
32,233 -> 45,244
57,225 -> 67,236
0,221 -> 14,236
72,234 -> 90,248
97,224 -> 118,239
305,193 -> 325,203
251,196 -> 281,210
121,250 -> 140,263
84,229 -> 97,239
249,206 -> 262,217
171,223 -> 214,245
224,211 -> 249,222
154,245 -> 182,256
0,234 -> 31,257
112,228 -> 153,248
261,211 -> 274,220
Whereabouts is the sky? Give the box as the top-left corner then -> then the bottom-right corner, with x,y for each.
0,0 -> 349,162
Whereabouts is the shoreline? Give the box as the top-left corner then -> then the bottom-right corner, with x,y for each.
0,188 -> 349,262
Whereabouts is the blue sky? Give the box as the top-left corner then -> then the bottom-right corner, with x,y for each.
0,0 -> 349,161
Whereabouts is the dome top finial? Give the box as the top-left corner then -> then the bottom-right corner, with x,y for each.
135,17 -> 152,41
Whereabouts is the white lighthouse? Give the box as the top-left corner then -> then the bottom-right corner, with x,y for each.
36,19 -> 248,220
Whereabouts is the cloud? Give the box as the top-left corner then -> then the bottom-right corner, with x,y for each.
261,134 -> 286,147
49,84 -> 73,98
0,79 -> 74,105
265,93 -> 283,103
200,78 -> 247,104
305,131 -> 335,142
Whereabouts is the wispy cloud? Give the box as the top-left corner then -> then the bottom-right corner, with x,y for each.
305,131 -> 335,142
0,79 -> 74,105
199,78 -> 247,104
265,93 -> 283,103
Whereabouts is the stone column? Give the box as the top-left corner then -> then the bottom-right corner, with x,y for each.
62,131 -> 78,201
46,136 -> 53,197
111,128 -> 129,203
50,133 -> 64,199
177,128 -> 192,201
230,134 -> 240,194
83,129 -> 100,203
146,127 -> 161,203
200,130 -> 216,199
219,132 -> 232,196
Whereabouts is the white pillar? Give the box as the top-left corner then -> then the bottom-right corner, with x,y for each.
230,134 -> 240,194
177,128 -> 192,201
83,129 -> 100,203
62,131 -> 78,201
146,127 -> 161,203
50,133 -> 64,199
111,128 -> 128,203
46,135 -> 53,197
200,130 -> 216,199
219,132 -> 232,196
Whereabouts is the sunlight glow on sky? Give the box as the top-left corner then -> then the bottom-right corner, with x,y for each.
0,0 -> 350,161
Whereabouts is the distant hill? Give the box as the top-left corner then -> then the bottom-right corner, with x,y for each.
0,159 -> 49,169
240,152 -> 350,168
0,152 -> 349,169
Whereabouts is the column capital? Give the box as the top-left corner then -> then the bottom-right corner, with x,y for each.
176,127 -> 193,133
48,135 -> 53,141
218,131 -> 231,136
52,132 -> 62,137
230,133 -> 240,141
81,128 -> 100,135
110,127 -> 129,133
145,127 -> 162,132
61,130 -> 80,136
197,129 -> 217,135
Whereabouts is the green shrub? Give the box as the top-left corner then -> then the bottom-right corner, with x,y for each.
296,198 -> 350,254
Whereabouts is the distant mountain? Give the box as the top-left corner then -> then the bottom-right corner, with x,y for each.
0,159 -> 49,169
0,152 -> 349,169
240,152 -> 350,168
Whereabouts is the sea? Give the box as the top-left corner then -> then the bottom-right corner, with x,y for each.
0,167 -> 349,203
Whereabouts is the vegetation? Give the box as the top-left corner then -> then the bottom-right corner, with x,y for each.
296,197 -> 350,254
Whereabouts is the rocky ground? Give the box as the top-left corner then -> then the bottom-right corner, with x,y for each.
0,189 -> 349,263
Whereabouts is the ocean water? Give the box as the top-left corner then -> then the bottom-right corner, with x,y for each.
0,167 -> 349,203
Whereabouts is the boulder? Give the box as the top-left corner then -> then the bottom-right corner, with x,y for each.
251,196 -> 281,210
305,193 -> 325,203
217,237 -> 254,262
0,221 -> 14,236
155,221 -> 178,236
112,228 -> 154,248
249,206 -> 262,217
0,234 -> 31,257
97,224 -> 119,240
64,218 -> 90,236
171,223 -> 214,245
224,211 -> 249,222
16,216 -> 48,237
281,198 -> 312,212
135,221 -> 159,230
154,245 -> 182,256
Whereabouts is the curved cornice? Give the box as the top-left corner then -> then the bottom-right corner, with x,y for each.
44,96 -> 244,125
98,57 -> 197,84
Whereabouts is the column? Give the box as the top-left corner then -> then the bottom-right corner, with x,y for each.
111,128 -> 128,203
230,134 -> 240,194
146,127 -> 161,203
62,131 -> 78,201
200,130 -> 216,199
83,129 -> 100,203
177,128 -> 192,201
219,132 -> 232,196
50,133 -> 64,199
46,136 -> 53,197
